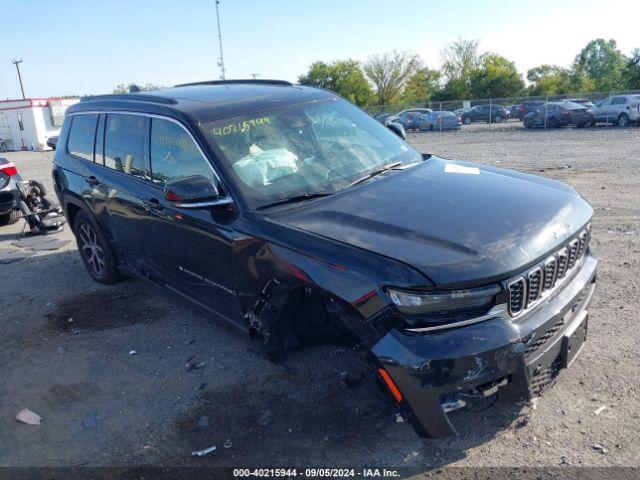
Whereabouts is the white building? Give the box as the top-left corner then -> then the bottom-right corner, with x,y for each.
0,97 -> 80,151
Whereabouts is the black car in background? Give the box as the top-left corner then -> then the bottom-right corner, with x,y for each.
523,101 -> 594,128
53,80 -> 596,439
0,157 -> 22,225
460,104 -> 509,124
518,100 -> 546,120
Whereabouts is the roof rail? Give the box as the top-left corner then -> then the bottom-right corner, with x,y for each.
174,79 -> 293,88
81,93 -> 177,105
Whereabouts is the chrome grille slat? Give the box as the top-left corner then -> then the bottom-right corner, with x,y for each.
527,267 -> 542,305
506,226 -> 591,318
507,277 -> 526,316
543,256 -> 557,290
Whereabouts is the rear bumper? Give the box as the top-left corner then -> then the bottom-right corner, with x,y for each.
372,253 -> 597,438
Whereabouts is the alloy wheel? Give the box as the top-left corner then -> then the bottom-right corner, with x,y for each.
78,223 -> 105,277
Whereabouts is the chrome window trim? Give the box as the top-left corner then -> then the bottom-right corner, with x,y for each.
66,110 -> 234,205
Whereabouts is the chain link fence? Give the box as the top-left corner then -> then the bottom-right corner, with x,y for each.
366,89 -> 640,130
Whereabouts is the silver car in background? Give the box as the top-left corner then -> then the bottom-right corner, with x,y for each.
418,111 -> 462,131
591,94 -> 640,126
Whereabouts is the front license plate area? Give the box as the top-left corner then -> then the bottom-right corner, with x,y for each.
561,311 -> 588,368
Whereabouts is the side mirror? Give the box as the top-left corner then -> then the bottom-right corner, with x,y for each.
164,175 -> 232,209
386,121 -> 406,140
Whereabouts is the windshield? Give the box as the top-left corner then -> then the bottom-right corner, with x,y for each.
202,98 -> 422,208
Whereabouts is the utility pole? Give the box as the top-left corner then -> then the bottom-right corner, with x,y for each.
214,0 -> 226,80
12,59 -> 26,99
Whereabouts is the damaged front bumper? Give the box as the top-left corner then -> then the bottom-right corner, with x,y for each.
371,254 -> 597,438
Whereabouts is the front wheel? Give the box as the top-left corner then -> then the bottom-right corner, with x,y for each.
74,211 -> 120,284
618,113 -> 630,127
494,115 -> 503,123
463,117 -> 471,125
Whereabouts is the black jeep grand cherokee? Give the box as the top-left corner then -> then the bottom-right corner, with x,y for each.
53,80 -> 597,438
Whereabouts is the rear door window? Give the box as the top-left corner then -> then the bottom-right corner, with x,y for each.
150,118 -> 214,184
611,97 -> 627,105
104,114 -> 150,179
67,114 -> 98,161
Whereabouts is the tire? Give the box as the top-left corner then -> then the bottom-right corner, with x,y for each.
618,113 -> 630,127
576,122 -> 586,128
494,115 -> 503,123
0,208 -> 20,226
464,117 -> 471,125
429,125 -> 434,131
73,211 -> 120,284
548,117 -> 558,129
524,119 -> 531,129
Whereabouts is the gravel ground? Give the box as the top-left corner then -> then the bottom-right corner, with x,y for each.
0,123 -> 639,470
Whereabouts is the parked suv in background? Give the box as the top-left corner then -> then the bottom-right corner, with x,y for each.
590,94 -> 640,126
54,80 -> 597,438
0,157 -> 22,225
460,104 -> 509,124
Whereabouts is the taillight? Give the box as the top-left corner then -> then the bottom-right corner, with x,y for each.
0,162 -> 17,176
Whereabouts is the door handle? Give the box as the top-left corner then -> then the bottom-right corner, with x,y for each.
85,175 -> 99,186
143,198 -> 164,211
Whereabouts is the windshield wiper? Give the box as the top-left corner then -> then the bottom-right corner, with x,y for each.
347,162 -> 403,188
257,192 -> 334,210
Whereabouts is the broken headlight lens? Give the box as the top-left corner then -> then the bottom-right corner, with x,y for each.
387,285 -> 501,316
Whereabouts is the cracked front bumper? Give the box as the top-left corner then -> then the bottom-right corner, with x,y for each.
372,253 -> 597,438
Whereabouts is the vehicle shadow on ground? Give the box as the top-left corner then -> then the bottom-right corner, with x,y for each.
0,247 -> 528,469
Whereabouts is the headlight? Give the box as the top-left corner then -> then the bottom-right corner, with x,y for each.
387,285 -> 501,316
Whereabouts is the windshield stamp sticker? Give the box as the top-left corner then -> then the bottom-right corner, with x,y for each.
211,117 -> 271,136
444,163 -> 480,175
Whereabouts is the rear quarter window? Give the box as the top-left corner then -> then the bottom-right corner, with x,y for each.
67,114 -> 98,161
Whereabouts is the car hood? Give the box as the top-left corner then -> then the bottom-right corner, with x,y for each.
271,156 -> 593,287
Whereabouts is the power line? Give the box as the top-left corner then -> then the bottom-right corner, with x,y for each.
214,0 -> 226,80
12,58 -> 26,99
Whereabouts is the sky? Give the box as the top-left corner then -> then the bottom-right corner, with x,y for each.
2,0 -> 639,99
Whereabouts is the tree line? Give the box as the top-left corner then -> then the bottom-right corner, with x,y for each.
298,38 -> 640,107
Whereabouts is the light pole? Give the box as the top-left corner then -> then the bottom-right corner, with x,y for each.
214,0 -> 226,80
12,59 -> 26,99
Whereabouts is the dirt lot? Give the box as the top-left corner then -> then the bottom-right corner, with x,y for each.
1,123 -> 639,470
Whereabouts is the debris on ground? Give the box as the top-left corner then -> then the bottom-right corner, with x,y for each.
594,405 -> 607,415
129,350 -> 138,356
517,415 -> 531,428
339,371 -> 363,389
256,409 -> 273,427
83,411 -> 97,429
56,346 -> 66,354
67,317 -> 74,323
16,408 -> 42,425
191,445 -> 216,457
560,455 -> 572,465
185,357 -> 207,372
592,443 -> 609,454
196,415 -> 210,429
223,439 -> 232,449
395,413 -> 405,423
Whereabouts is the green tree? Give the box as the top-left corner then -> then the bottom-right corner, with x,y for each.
298,60 -> 373,106
622,48 -> 640,90
441,38 -> 482,81
469,54 -> 525,98
401,68 -> 441,103
437,38 -> 481,100
526,65 -> 594,96
574,39 -> 627,91
363,50 -> 421,105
